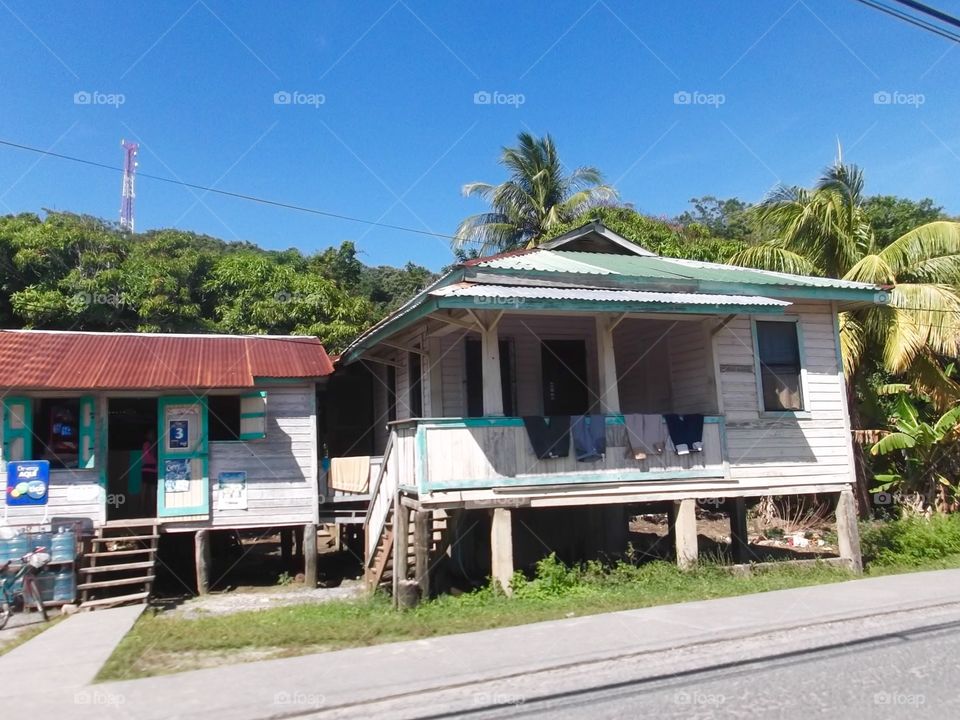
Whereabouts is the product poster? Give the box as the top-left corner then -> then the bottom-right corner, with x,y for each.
6,461 -> 50,506
216,471 -> 247,510
169,419 -> 189,449
164,458 -> 191,493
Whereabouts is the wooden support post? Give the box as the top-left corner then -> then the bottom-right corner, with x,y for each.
477,311 -> 504,416
195,529 -> 211,595
595,315 -> 622,414
427,337 -> 444,417
280,528 -> 293,567
673,499 -> 698,570
392,499 -> 410,605
490,507 -> 514,594
413,509 -> 432,600
303,523 -> 318,588
603,505 -> 628,557
728,497 -> 750,564
836,487 -> 863,573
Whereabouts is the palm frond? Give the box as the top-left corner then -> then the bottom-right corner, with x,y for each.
843,253 -> 895,286
727,245 -> 819,275
879,221 -> 960,276
870,431 -> 916,456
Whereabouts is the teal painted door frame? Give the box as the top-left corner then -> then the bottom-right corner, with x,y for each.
157,396 -> 210,518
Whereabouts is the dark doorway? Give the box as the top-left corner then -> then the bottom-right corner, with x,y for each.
107,398 -> 158,520
465,338 -> 515,417
541,339 -> 589,415
322,363 -> 375,457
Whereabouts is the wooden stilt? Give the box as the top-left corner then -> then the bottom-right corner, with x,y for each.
836,488 -> 863,573
280,528 -> 293,567
728,497 -> 750,564
303,523 -> 318,588
673,499 -> 698,570
414,509 -> 432,600
195,529 -> 211,595
392,499 -> 410,606
490,507 -> 514,595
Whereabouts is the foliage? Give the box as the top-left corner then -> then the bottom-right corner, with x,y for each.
860,513 -> 960,565
0,211 -> 432,351
674,195 -> 758,242
863,195 -> 947,248
454,132 -> 618,254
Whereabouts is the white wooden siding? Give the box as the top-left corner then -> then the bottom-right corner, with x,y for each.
714,302 -> 855,489
613,319 -> 673,413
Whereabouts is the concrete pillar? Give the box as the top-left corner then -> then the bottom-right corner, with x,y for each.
728,497 -> 750,564
478,312 -> 504,416
392,499 -> 410,604
195,529 -> 211,595
490,507 -> 514,594
303,523 -> 318,588
414,509 -> 432,599
836,488 -> 863,573
595,315 -> 621,414
673,499 -> 698,570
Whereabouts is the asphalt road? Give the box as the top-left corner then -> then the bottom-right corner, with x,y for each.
317,602 -> 960,719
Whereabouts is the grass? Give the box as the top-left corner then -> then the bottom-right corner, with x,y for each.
0,616 -> 60,656
97,514 -> 960,682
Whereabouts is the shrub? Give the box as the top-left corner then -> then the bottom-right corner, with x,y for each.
860,514 -> 960,565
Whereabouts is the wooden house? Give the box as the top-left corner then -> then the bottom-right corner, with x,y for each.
0,330 -> 333,607
337,222 -> 885,598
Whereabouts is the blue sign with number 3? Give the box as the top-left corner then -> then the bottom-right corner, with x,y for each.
169,420 -> 189,449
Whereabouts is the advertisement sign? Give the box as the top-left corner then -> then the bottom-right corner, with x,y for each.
169,419 -> 189,449
164,458 -> 191,493
216,471 -> 247,510
6,460 -> 50,506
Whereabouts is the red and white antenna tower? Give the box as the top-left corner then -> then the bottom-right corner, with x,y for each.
119,139 -> 139,232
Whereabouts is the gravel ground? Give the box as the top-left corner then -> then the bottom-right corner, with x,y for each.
166,580 -> 366,618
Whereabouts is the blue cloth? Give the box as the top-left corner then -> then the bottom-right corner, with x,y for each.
571,415 -> 606,462
522,416 -> 570,459
664,414 -> 704,450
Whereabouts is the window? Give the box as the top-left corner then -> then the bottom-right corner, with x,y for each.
755,321 -> 804,412
208,396 -> 241,441
408,351 -> 423,418
34,398 -> 81,468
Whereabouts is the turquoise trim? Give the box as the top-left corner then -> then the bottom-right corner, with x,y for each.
2,396 -> 32,462
238,432 -> 263,441
79,395 -> 96,469
157,396 -> 210,518
416,424 -> 428,495
239,412 -> 266,419
437,297 -> 788,316
426,468 -> 729,491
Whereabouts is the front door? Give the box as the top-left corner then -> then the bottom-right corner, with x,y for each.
541,340 -> 589,415
157,397 -> 210,519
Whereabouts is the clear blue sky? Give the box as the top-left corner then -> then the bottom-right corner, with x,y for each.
1,0 -> 959,270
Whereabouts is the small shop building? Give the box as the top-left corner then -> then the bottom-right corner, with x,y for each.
0,330 -> 333,606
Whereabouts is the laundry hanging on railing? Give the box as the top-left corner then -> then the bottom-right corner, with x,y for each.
522,416 -> 571,459
623,414 -> 666,460
328,455 -> 371,493
664,414 -> 705,455
571,415 -> 607,462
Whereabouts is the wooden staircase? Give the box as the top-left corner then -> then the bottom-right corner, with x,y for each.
365,505 -> 449,595
78,519 -> 159,610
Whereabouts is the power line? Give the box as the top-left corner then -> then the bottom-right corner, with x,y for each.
890,0 -> 960,30
851,0 -> 960,43
0,138 -> 471,243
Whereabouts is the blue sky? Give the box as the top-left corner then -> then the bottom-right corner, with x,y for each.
1,1 -> 959,270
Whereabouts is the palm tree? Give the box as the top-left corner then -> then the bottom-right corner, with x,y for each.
730,162 -> 960,408
454,132 -> 618,254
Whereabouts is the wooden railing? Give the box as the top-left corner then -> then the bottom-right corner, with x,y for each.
385,415 -> 728,494
364,422 -> 419,561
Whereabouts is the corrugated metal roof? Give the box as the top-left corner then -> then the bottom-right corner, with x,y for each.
431,283 -> 791,307
0,331 -> 334,390
476,250 -> 882,290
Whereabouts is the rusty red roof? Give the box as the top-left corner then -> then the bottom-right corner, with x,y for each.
0,331 -> 334,390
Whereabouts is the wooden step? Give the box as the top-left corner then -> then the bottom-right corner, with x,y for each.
79,591 -> 149,609
100,519 -> 160,529
84,548 -> 156,558
78,575 -> 155,591
90,534 -> 159,543
80,561 -> 155,574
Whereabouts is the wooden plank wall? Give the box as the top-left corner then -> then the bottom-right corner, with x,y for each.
668,319 -> 719,414
714,302 -> 855,489
613,318 -> 673,413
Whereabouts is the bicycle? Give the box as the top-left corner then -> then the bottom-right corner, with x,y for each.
0,546 -> 51,631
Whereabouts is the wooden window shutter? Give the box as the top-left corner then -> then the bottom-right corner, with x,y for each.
239,391 -> 267,440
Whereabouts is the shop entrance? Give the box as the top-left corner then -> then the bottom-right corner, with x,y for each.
107,398 -> 159,520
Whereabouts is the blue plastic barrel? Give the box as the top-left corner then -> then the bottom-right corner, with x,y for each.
35,570 -> 55,603
53,568 -> 75,602
7,533 -> 28,561
51,529 -> 76,563
28,531 -> 52,553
